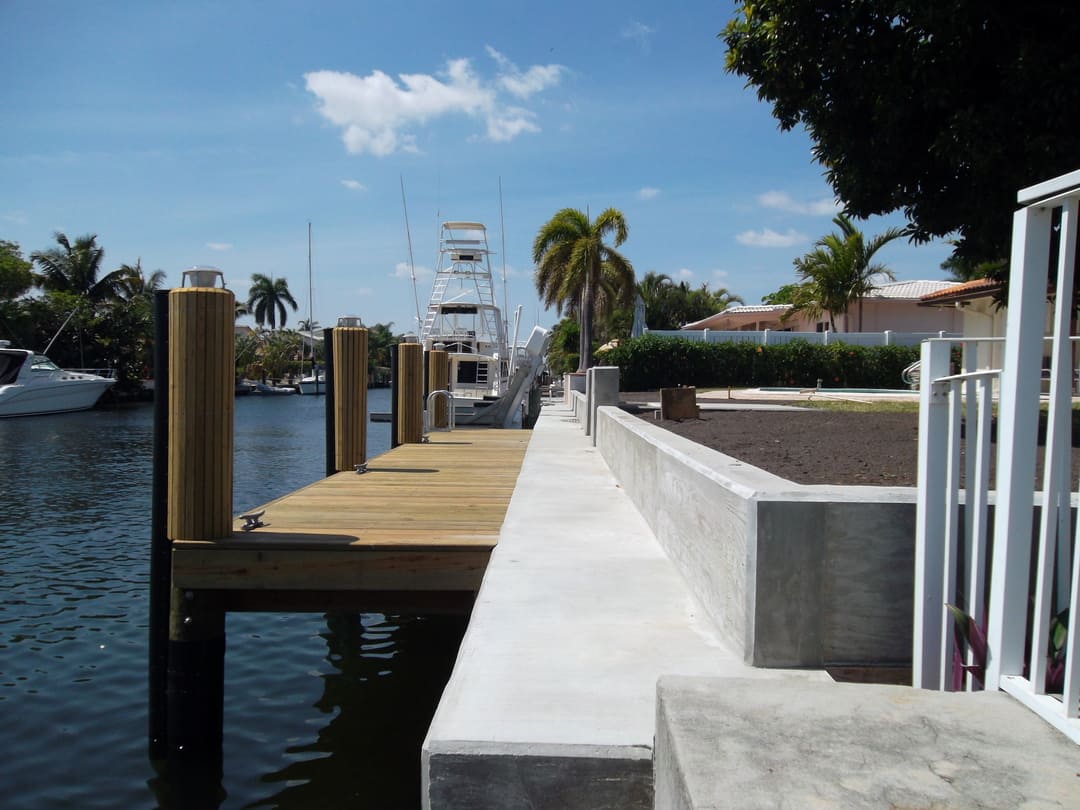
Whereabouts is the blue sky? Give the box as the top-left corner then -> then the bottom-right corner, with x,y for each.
2,0 -> 952,334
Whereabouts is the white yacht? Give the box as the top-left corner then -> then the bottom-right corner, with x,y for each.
420,222 -> 510,404
0,342 -> 114,417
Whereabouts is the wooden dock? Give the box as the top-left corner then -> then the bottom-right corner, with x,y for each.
171,428 -> 532,612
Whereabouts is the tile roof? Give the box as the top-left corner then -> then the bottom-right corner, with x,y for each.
865,280 -> 957,299
919,277 -> 1004,303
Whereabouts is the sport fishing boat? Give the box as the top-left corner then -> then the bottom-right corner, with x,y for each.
0,341 -> 114,417
410,220 -> 550,427
419,221 -> 510,403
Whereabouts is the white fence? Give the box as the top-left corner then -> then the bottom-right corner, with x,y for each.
650,329 -> 956,347
914,170 -> 1080,744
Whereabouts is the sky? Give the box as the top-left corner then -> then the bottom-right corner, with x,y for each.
1,0 -> 954,335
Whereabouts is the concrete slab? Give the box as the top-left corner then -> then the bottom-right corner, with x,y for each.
422,402 -> 826,810
655,675 -> 1080,810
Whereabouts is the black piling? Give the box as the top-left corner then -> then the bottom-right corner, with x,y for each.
323,327 -> 335,477
148,289 -> 170,760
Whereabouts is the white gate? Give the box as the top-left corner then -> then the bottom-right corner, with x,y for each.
914,170 -> 1080,743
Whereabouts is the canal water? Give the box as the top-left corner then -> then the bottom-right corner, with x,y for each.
0,388 -> 467,809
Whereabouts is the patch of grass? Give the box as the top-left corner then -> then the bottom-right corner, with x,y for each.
789,399 -> 921,414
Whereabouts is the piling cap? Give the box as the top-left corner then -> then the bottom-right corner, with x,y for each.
182,266 -> 225,288
337,316 -> 363,327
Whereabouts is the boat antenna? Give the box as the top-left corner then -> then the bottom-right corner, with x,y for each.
43,303 -> 82,355
499,177 -> 509,340
400,176 -> 423,329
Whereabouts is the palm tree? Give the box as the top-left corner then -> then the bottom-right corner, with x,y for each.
533,208 -> 634,371
246,273 -> 298,330
31,232 -> 128,303
116,259 -> 167,302
788,214 -> 904,331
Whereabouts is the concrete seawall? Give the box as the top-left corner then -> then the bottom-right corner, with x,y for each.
590,397 -> 917,668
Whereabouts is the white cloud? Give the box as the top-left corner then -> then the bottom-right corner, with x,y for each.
1,211 -> 28,225
206,242 -> 233,251
735,228 -> 807,248
637,187 -> 660,200
757,191 -> 839,216
676,268 -> 694,280
353,287 -> 373,297
622,21 -> 655,52
305,50 -> 565,157
486,46 -> 565,99
341,179 -> 366,191
712,269 -> 730,281
393,261 -> 432,280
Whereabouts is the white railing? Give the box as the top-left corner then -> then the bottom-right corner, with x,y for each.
914,170 -> 1080,744
650,329 -> 956,347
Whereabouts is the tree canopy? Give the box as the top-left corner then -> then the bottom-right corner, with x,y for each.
722,1 -> 1080,264
0,240 -> 33,301
636,271 -> 743,329
533,207 -> 634,371
246,273 -> 299,330
788,214 -> 902,331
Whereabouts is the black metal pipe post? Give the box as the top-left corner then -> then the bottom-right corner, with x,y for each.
148,289 -> 170,760
323,327 -> 335,477
389,344 -> 399,449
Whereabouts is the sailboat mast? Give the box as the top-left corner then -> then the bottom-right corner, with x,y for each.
400,176 -> 423,332
307,222 -> 313,375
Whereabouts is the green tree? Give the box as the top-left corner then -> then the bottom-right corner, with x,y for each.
366,322 -> 396,381
761,283 -> 802,305
246,273 -> 298,330
533,208 -> 634,371
116,259 -> 167,302
0,240 -> 34,301
722,1 -> 1080,265
788,214 -> 903,331
31,233 -> 127,302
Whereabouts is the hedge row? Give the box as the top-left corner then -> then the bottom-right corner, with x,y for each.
595,334 -> 920,391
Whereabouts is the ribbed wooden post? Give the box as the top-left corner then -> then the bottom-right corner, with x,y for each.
428,348 -> 449,429
167,286 -> 234,541
396,342 -> 424,444
332,327 -> 368,471
164,277 -> 231,791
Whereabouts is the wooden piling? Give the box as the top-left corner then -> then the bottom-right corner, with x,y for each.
396,342 -> 424,443
428,348 -> 449,429
164,281 -> 232,780
167,286 -> 234,541
332,326 -> 368,471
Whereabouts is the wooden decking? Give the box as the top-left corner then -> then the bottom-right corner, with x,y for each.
171,429 -> 531,608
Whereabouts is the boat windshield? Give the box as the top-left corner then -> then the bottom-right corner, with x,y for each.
31,355 -> 63,372
0,353 -> 25,385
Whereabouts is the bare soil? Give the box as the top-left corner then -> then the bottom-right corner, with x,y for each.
618,393 -> 1080,488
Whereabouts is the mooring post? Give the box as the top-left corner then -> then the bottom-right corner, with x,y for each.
332,322 -> 368,471
396,341 -> 424,443
389,344 -> 399,449
323,327 -> 335,477
148,289 -> 170,760
427,348 -> 449,429
165,268 -> 233,783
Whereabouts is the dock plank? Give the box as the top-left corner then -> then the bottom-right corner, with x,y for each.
171,429 -> 531,592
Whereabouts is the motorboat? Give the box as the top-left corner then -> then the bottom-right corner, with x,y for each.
297,372 -> 325,395
0,342 -> 114,417
410,221 -> 550,427
251,380 -> 296,395
419,222 -> 510,404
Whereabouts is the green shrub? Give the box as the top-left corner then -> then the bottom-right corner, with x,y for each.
595,334 -> 919,390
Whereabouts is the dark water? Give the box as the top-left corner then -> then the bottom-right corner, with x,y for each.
0,389 -> 467,809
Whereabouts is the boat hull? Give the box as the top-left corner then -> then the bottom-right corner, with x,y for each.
0,379 -> 114,417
